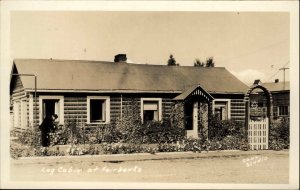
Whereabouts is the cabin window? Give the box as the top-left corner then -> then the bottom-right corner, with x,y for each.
39,96 -> 64,125
278,106 -> 289,116
213,99 -> 231,120
141,98 -> 162,123
13,100 -> 28,129
87,96 -> 110,124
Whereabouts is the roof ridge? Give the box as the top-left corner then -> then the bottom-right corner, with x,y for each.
13,58 -> 225,69
12,58 -> 248,93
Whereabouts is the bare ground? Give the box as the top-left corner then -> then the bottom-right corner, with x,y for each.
10,150 -> 289,184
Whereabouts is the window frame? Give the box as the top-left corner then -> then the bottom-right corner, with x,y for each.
140,98 -> 162,123
277,105 -> 289,116
21,100 -> 28,129
87,96 -> 110,124
13,100 -> 20,128
212,99 -> 231,120
39,96 -> 64,125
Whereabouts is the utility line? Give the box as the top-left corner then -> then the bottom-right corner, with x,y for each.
266,61 -> 289,82
220,38 -> 289,63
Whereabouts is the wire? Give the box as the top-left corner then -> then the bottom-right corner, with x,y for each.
220,38 -> 289,63
265,61 -> 289,82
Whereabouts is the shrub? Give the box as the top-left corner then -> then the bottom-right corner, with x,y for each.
269,118 -> 289,150
14,127 -> 41,148
34,147 -> 65,156
181,138 -> 202,152
115,99 -> 185,144
101,143 -> 144,154
209,115 -> 246,140
10,143 -> 28,159
84,144 -> 101,155
207,136 -> 249,151
10,142 -> 65,158
137,120 -> 185,144
115,98 -> 142,143
269,139 -> 285,151
66,144 -> 85,155
158,143 -> 179,152
49,120 -> 81,145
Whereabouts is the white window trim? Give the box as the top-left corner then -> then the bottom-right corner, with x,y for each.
87,96 -> 110,124
141,98 -> 162,123
28,94 -> 34,128
13,100 -> 20,128
39,96 -> 64,125
21,100 -> 28,129
212,99 -> 231,119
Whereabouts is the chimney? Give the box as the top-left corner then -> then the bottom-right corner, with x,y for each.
253,79 -> 261,85
114,54 -> 127,63
275,79 -> 279,83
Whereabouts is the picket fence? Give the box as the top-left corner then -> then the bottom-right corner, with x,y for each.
248,118 -> 269,150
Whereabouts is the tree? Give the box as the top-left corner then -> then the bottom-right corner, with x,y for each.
205,57 -> 215,67
167,54 -> 178,66
194,58 -> 204,67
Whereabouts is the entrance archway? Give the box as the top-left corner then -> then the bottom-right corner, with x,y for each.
174,85 -> 213,140
244,84 -> 273,150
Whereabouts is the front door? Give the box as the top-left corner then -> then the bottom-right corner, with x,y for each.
185,101 -> 198,138
42,99 -> 59,121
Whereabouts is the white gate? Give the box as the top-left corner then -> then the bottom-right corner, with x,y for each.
248,118 -> 269,150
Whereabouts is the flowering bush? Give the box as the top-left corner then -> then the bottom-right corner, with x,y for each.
33,147 -> 65,157
13,127 -> 41,148
137,120 -> 185,144
84,144 -> 101,155
102,143 -> 142,154
10,143 -> 65,158
66,144 -> 85,155
114,99 -> 185,144
269,118 -> 289,150
205,136 -> 249,151
10,143 -> 29,159
209,115 -> 246,140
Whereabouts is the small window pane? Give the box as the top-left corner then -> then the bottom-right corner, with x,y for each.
143,101 -> 159,122
90,99 -> 105,122
278,106 -> 288,116
214,101 -> 228,120
43,99 -> 60,122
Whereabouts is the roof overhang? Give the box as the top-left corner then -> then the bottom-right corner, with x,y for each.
173,85 -> 214,102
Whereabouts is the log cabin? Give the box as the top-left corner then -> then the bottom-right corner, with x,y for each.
10,54 -> 249,138
262,79 -> 290,120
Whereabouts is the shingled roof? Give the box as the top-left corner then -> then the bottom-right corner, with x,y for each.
262,81 -> 290,92
11,59 -> 248,94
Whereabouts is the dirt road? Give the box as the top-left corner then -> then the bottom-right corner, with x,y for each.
10,151 -> 289,184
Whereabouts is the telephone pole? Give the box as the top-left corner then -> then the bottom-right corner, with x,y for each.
279,67 -> 289,90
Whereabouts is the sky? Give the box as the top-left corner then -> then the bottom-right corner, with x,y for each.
10,11 -> 290,85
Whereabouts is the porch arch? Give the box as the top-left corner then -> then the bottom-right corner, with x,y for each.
174,85 -> 214,139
